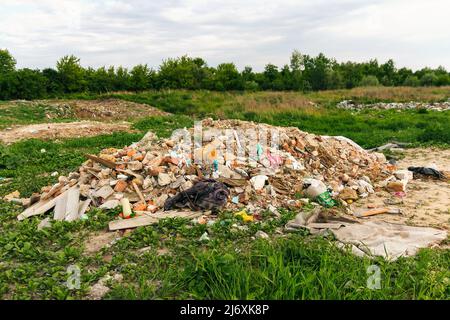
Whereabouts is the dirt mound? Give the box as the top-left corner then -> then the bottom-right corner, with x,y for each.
0,121 -> 133,144
68,99 -> 169,120
9,98 -> 169,121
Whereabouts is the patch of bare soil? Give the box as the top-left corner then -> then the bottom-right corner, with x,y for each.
0,121 -> 133,144
84,231 -> 119,254
42,98 -> 169,121
353,148 -> 450,229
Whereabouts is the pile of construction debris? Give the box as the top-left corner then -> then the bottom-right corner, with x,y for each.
7,118 -> 449,259
337,100 -> 450,111
12,119 -> 393,230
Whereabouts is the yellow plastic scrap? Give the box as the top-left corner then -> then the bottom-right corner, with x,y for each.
234,209 -> 254,223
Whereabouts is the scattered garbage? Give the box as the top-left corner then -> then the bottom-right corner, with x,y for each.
234,209 -> 254,223
315,190 -> 336,208
303,179 -> 336,207
367,141 -> 412,152
199,232 -> 210,241
333,221 -> 447,260
338,100 -> 450,112
303,179 -> 327,198
408,166 -> 446,180
353,207 -> 401,218
255,230 -> 269,239
3,190 -> 20,202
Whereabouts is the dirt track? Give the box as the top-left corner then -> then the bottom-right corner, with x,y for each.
0,121 -> 133,144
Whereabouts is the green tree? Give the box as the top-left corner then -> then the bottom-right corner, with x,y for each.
289,50 -> 305,90
115,66 -> 131,91
158,55 -> 207,89
326,68 -> 344,89
86,66 -> 115,93
242,66 -> 255,82
261,63 -> 280,90
13,69 -> 47,99
338,62 -> 363,89
0,49 -> 16,74
130,64 -> 154,91
303,53 -> 331,91
56,55 -> 85,93
42,68 -> 63,95
214,63 -> 242,90
0,68 -> 47,99
378,59 -> 396,86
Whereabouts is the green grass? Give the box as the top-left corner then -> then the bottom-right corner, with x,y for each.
1,195 -> 448,299
0,102 -> 76,129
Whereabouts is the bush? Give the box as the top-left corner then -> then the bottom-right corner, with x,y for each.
418,125 -> 450,144
359,75 -> 380,87
403,75 -> 420,87
420,72 -> 439,87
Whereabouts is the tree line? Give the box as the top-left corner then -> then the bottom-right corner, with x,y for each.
1,49 -> 449,100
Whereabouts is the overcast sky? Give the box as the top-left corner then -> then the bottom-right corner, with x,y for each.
1,0 -> 449,71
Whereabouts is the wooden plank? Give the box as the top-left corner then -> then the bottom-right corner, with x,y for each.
18,199 -> 54,221
109,215 -> 158,231
136,210 -> 203,218
132,181 -> 145,203
53,191 -> 68,221
78,198 -> 92,217
18,185 -> 77,220
65,187 -> 80,221
41,183 -> 63,201
109,211 -> 203,231
354,208 -> 389,218
85,154 -> 116,169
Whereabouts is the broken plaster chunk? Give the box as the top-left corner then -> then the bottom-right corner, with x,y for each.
99,199 -> 120,210
255,230 -> 269,239
142,176 -> 154,190
394,170 -> 414,182
170,176 -> 186,189
127,161 -> 143,171
3,190 -> 20,202
157,173 -> 171,186
37,217 -> 51,231
339,187 -> 358,201
94,185 -> 114,199
154,194 -> 169,207
250,175 -> 268,190
386,180 -> 407,192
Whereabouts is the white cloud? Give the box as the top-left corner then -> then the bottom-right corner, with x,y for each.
0,0 -> 449,71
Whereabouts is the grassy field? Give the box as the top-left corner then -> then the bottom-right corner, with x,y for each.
0,87 -> 449,299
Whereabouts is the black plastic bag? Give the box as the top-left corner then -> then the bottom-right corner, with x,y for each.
164,179 -> 229,211
408,166 -> 445,179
